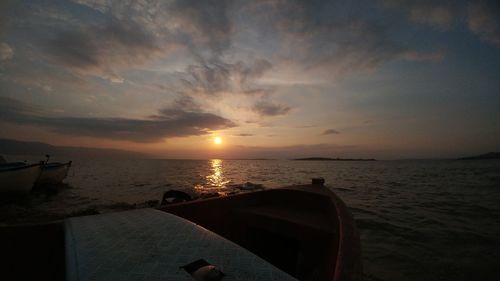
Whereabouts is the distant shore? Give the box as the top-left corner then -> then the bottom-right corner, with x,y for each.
458,152 -> 500,160
293,157 -> 376,161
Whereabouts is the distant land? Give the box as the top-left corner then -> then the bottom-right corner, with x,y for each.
0,138 -> 146,158
226,158 -> 274,160
293,157 -> 376,161
458,152 -> 500,160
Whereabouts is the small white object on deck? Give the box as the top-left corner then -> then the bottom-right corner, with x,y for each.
65,208 -> 297,281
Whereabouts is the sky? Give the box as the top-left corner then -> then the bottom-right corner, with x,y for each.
0,0 -> 499,159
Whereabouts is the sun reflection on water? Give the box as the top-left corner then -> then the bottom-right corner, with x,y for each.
194,159 -> 231,195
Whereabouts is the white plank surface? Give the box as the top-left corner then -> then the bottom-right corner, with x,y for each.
65,208 -> 297,281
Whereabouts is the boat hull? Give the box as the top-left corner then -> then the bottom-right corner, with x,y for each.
160,184 -> 362,281
0,163 -> 42,193
36,162 -> 71,185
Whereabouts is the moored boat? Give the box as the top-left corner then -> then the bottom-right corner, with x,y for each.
0,161 -> 43,193
36,161 -> 72,186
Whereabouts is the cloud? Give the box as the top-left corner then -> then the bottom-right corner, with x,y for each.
32,0 -> 235,82
0,97 -> 36,118
380,0 -> 454,29
162,96 -> 201,112
408,6 -> 453,29
76,0 -> 232,57
64,0 -> 441,83
1,60 -> 90,94
467,0 -> 500,47
0,43 -> 13,60
234,133 -> 253,137
8,0 -> 449,85
45,17 -> 164,83
180,58 -> 273,96
0,97 -> 236,142
245,0 -> 444,74
0,1 -> 12,35
169,0 -> 232,56
399,50 -> 445,61
50,0 -> 275,101
323,129 -> 340,135
252,100 -> 291,117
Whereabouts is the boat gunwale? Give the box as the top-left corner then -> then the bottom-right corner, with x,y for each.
42,161 -> 72,169
328,188 -> 362,281
282,185 -> 362,281
0,162 -> 42,173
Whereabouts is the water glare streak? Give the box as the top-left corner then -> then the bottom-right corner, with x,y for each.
195,159 -> 231,195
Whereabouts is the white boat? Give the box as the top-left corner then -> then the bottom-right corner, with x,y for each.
36,161 -> 72,185
0,162 -> 43,193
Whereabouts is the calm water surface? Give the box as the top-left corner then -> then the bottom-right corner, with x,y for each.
2,158 -> 500,281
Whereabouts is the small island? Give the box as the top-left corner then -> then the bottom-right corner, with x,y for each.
458,152 -> 500,160
293,157 -> 376,161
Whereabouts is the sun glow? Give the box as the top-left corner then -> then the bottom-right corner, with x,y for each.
213,136 -> 222,145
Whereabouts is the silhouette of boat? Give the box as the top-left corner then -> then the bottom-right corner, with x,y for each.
0,180 -> 361,281
36,161 -> 72,186
0,161 -> 43,193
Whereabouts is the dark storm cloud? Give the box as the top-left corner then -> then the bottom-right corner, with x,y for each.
0,97 -> 236,142
323,129 -> 340,135
252,101 -> 291,117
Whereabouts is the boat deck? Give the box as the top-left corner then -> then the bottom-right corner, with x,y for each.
65,208 -> 297,281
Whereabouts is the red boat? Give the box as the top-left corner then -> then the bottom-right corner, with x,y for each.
160,181 -> 362,281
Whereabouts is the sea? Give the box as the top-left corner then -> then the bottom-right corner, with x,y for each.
1,157 -> 500,281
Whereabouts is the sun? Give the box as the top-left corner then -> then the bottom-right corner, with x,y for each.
213,136 -> 222,145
